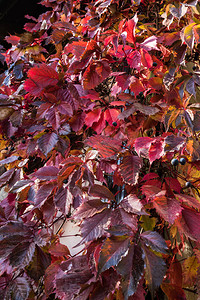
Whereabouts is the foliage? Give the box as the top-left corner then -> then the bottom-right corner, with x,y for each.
0,0 -> 200,299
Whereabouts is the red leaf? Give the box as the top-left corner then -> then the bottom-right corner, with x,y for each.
24,64 -> 59,95
83,59 -> 110,89
148,139 -> 164,164
48,242 -> 70,257
85,108 -> 102,127
127,50 -> 141,69
8,277 -> 30,300
153,191 -> 182,224
34,166 -> 59,180
130,77 -> 145,96
124,15 -> 138,44
176,206 -> 200,241
38,132 -> 58,156
119,154 -> 142,185
104,108 -> 119,125
161,283 -> 186,300
85,135 -> 121,158
98,236 -> 130,273
134,137 -> 153,156
176,193 -> 200,209
55,256 -> 93,299
111,207 -> 138,231
140,48 -> 153,68
5,35 -> 20,45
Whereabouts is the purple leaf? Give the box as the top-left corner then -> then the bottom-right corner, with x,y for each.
0,156 -> 18,165
34,166 -> 59,180
54,186 -> 73,214
143,245 -> 166,293
10,179 -> 33,193
117,244 -> 144,299
8,242 -> 35,268
89,184 -> 115,201
98,235 -> 130,273
35,182 -> 55,207
73,199 -> 107,219
8,277 -> 30,300
38,132 -> 58,156
78,208 -> 111,245
0,168 -> 15,188
141,231 -> 168,253
56,256 -> 93,299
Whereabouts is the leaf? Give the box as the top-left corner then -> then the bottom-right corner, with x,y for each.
85,108 -> 102,127
10,179 -> 33,193
134,137 -> 153,156
98,235 -> 130,273
44,262 -> 60,297
140,36 -> 159,51
153,192 -> 182,224
161,283 -> 186,300
119,154 -> 142,185
26,245 -> 51,282
0,168 -> 14,188
55,256 -> 93,300
85,135 -> 121,158
117,244 -> 144,300
143,245 -> 166,294
176,193 -> 200,209
120,194 -> 143,214
0,221 -> 32,241
182,256 -> 199,286
127,50 -> 141,70
170,3 -> 188,19
35,182 -> 55,207
0,156 -> 18,165
133,103 -> 159,115
34,166 -> 59,180
8,277 -> 30,300
48,242 -> 70,257
140,48 -> 153,68
8,242 -> 35,268
38,132 -> 58,156
148,139 -> 164,164
83,59 -> 110,89
124,15 -> 138,44
164,135 -> 186,151
24,64 -> 59,96
78,208 -> 111,245
181,23 -> 195,49
176,206 -> 200,241
54,186 -> 73,214
73,199 -> 108,219
89,184 -> 115,201
111,207 -> 138,231
140,231 -> 168,253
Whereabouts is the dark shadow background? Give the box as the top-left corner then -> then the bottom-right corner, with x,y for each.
0,0 -> 47,47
